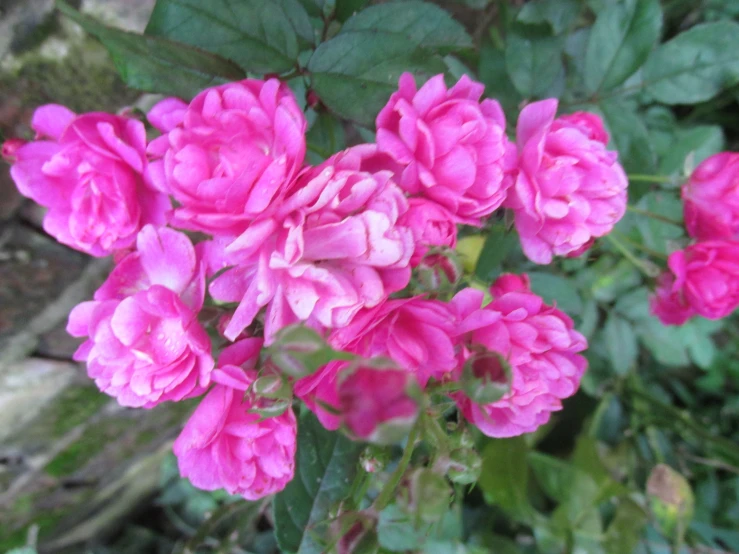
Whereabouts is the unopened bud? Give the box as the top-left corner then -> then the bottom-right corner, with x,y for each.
647,464 -> 694,542
2,138 -> 26,162
330,512 -> 378,554
360,445 -> 390,473
461,349 -> 511,405
446,448 -> 482,485
400,469 -> 451,524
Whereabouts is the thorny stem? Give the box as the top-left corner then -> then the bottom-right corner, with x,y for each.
627,205 -> 683,226
373,418 -> 421,511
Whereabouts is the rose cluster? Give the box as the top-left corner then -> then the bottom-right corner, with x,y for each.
651,152 -> 739,325
2,73 -> 626,500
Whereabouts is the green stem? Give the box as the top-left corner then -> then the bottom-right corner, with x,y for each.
604,234 -> 659,278
626,205 -> 683,226
373,418 -> 421,510
615,233 -> 668,260
627,173 -> 675,184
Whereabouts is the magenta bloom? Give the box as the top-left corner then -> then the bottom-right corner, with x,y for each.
8,105 -> 169,256
67,225 -> 213,408
336,365 -> 419,443
652,241 -> 739,322
295,297 -> 458,429
146,79 -> 306,235
208,145 -> 414,342
451,274 -> 587,438
650,272 -> 696,326
376,73 -> 513,223
174,339 -> 297,500
683,152 -> 739,240
506,100 -> 628,264
398,198 -> 458,265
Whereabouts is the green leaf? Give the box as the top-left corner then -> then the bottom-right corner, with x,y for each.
604,314 -> 638,376
341,1 -> 473,53
517,0 -> 581,35
658,125 -> 724,176
636,317 -> 690,367
273,411 -> 363,554
505,22 -> 565,98
335,0 -> 371,21
528,272 -> 583,316
479,437 -> 534,523
377,504 -> 430,551
474,224 -> 518,280
478,39 -> 522,115
642,21 -> 739,105
584,0 -> 662,94
56,1 -> 244,99
145,0 -> 312,74
307,31 -> 446,127
598,99 -> 657,186
306,111 -> 346,163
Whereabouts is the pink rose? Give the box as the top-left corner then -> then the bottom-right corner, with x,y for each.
451,274 -> 588,437
295,297 -> 458,429
506,100 -> 628,264
650,272 -> 696,326
174,339 -> 297,500
337,365 -> 419,443
208,145 -> 414,342
683,152 -> 739,240
398,198 -> 458,265
376,73 -> 513,223
8,105 -> 169,256
67,225 -> 213,408
655,241 -> 739,321
146,79 -> 306,235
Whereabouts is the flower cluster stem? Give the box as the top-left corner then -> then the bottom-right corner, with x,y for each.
373,417 -> 421,511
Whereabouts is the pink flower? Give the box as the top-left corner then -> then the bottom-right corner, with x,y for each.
376,73 -> 513,223
506,100 -> 628,264
146,79 -> 306,235
8,105 -> 169,256
650,272 -> 696,326
174,339 -> 297,500
208,145 -> 414,342
451,274 -> 588,438
337,365 -> 419,443
295,297 -> 458,429
653,241 -> 739,321
67,225 -> 213,408
2,138 -> 26,162
398,198 -> 457,265
683,152 -> 739,241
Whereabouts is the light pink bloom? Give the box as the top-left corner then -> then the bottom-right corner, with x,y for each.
650,272 -> 696,326
8,105 -> 169,256
683,152 -> 739,241
451,274 -> 587,438
652,241 -> 739,322
376,73 -> 513,223
295,297 -> 458,429
208,145 -> 414,342
146,79 -> 306,235
174,338 -> 297,500
506,100 -> 628,264
398,198 -> 458,265
67,225 -> 213,408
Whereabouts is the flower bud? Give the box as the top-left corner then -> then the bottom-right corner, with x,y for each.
647,464 -> 694,542
360,445 -> 390,473
268,324 -> 353,378
330,512 -> 378,554
400,469 -> 451,524
337,364 -> 420,445
1,138 -> 26,162
446,448 -> 482,485
461,350 -> 511,405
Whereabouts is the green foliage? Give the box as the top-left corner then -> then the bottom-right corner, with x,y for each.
273,411 -> 363,553
48,0 -> 739,552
